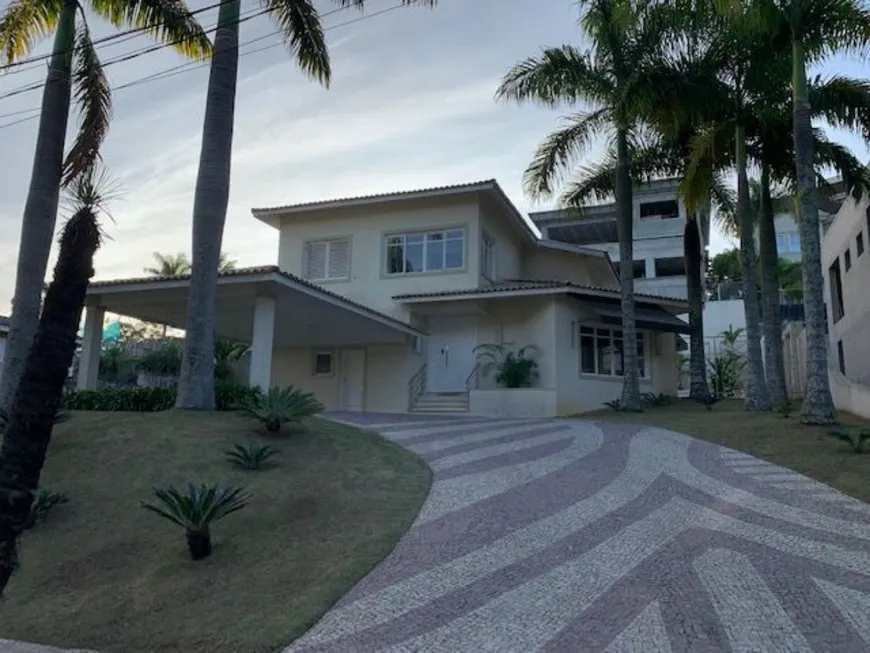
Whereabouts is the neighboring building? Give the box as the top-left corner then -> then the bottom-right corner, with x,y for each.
0,315 -> 8,369
769,179 -> 847,262
529,178 -> 704,300
822,194 -> 870,385
76,180 -> 688,417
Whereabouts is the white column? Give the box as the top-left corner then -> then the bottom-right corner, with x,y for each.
77,305 -> 104,390
249,295 -> 276,391
645,258 -> 656,279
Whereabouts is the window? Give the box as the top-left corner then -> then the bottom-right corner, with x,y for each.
385,229 -> 464,275
845,248 -> 852,271
654,257 -> 686,278
776,233 -> 787,253
788,232 -> 800,253
837,340 -> 846,375
639,200 -> 679,220
304,239 -> 350,281
313,351 -> 333,376
579,326 -> 646,377
857,232 -> 865,257
829,258 -> 845,323
633,260 -> 646,279
481,232 -> 496,280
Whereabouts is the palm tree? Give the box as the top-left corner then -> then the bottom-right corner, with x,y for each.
766,0 -> 870,423
144,252 -> 192,276
0,167 -> 110,594
495,0 -> 673,412
218,252 -> 236,271
0,0 -> 210,414
176,0 -> 436,410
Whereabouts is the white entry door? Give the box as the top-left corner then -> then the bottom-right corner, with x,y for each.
339,349 -> 366,412
426,316 -> 477,392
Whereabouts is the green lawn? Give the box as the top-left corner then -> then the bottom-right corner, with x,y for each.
584,399 -> 870,503
0,411 -> 431,653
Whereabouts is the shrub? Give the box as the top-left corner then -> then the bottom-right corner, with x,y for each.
708,354 -> 745,398
62,387 -> 175,412
474,343 -> 540,388
137,342 -> 182,376
827,427 -> 870,454
643,392 -> 672,407
238,386 -> 324,433
141,484 -> 250,560
24,490 -> 68,530
215,381 -> 261,412
224,443 -> 279,470
777,401 -> 794,419
603,399 -> 621,411
214,340 -> 248,381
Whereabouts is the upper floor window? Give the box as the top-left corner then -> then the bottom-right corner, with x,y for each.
829,258 -> 845,323
857,231 -> 864,257
481,232 -> 496,280
776,232 -> 801,254
304,238 -> 350,281
639,200 -> 679,220
386,229 -> 464,275
845,247 -> 852,271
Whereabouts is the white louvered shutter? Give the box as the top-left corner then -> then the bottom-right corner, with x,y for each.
305,242 -> 327,280
328,239 -> 350,279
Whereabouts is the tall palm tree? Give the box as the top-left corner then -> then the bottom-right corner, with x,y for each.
0,167 -> 109,594
495,0 -> 673,412
0,0 -> 210,413
176,0 -> 436,410
765,0 -> 870,423
144,252 -> 192,276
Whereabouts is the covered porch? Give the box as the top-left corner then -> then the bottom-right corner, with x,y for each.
79,266 -> 424,398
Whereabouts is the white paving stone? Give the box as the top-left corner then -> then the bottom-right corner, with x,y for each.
694,549 -> 812,653
602,601 -> 673,653
429,431 -> 575,471
814,578 -> 870,643
410,423 -> 566,455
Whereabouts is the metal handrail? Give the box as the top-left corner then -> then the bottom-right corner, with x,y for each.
465,363 -> 479,391
408,363 -> 426,410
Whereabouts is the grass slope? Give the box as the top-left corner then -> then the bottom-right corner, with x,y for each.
585,399 -> 870,503
0,411 -> 431,653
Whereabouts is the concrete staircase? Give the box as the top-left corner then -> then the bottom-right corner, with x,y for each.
410,392 -> 470,413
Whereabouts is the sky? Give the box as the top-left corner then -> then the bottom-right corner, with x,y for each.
1,0 -> 869,315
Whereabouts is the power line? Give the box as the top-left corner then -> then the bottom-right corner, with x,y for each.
0,3 -> 408,131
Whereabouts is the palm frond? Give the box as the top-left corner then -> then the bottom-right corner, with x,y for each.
814,137 -> 870,202
496,45 -> 611,107
523,108 -> 610,200
264,0 -> 330,85
0,0 -> 61,64
683,121 -> 733,213
709,172 -> 737,237
62,20 -> 111,186
92,0 -> 212,59
809,74 -> 870,139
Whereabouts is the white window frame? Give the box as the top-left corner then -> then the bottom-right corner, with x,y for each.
304,238 -> 350,282
578,324 -> 649,379
312,350 -> 334,377
384,228 -> 465,276
481,231 -> 496,281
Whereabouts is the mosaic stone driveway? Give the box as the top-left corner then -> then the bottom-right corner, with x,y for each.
285,414 -> 870,653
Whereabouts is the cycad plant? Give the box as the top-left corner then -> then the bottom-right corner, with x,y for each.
0,167 -> 110,594
474,343 -> 540,388
176,0 -> 437,409
142,484 -> 249,560
224,443 -> 279,470
238,386 -> 324,433
0,0 -> 210,413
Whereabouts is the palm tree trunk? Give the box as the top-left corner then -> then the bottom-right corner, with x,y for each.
0,0 -> 77,414
176,0 -> 241,410
684,216 -> 709,400
758,162 -> 788,407
0,208 -> 101,595
735,123 -> 771,411
615,127 -> 641,411
792,40 -> 836,425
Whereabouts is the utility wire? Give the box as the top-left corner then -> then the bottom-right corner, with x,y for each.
0,3 -> 408,130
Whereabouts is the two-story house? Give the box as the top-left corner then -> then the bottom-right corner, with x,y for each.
76,180 -> 688,416
530,178 -> 702,301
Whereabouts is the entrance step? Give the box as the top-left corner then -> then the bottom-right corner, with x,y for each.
411,392 -> 470,413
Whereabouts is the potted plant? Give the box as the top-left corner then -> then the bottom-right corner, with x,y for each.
474,343 -> 540,388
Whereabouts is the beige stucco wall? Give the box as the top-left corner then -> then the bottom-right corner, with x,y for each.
478,202 -> 524,282
276,197 -> 481,323
522,248 -> 617,289
271,347 -> 342,409
822,195 -> 870,385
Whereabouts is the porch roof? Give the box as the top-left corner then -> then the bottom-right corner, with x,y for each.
86,266 -> 423,347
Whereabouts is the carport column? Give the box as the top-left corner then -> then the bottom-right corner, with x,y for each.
249,295 -> 276,391
77,305 -> 104,390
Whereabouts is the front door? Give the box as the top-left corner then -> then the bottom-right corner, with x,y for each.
339,349 -> 366,411
426,316 -> 477,392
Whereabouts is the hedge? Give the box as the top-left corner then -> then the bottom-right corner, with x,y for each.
62,382 -> 262,412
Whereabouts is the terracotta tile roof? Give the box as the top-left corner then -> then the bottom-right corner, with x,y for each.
393,279 -> 687,305
252,179 -> 500,215
88,266 -> 422,335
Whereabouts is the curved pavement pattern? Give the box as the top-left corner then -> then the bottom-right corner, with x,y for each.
286,414 -> 870,653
